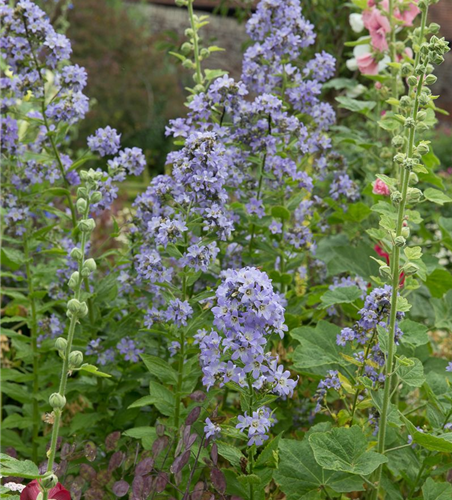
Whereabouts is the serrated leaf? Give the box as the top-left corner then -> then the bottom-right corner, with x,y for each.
320,286 -> 362,309
396,358 -> 425,387
422,478 -> 452,500
424,188 -> 452,205
404,246 -> 422,261
0,454 -> 42,479
141,354 -> 178,384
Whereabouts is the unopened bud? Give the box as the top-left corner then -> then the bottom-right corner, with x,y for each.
391,191 -> 403,204
409,172 -> 419,185
400,96 -> 411,108
392,135 -> 405,149
407,188 -> 423,204
401,63 -> 413,76
69,350 -> 84,368
407,75 -> 418,87
84,258 -> 97,272
416,142 -> 429,155
49,393 -> 66,410
90,191 -> 102,204
68,271 -> 80,289
401,226 -> 410,238
70,247 -> 83,261
79,218 -> 96,233
379,265 -> 392,280
395,236 -> 406,247
76,198 -> 87,213
55,337 -> 67,352
79,302 -> 89,318
67,298 -> 81,313
41,474 -> 58,489
424,74 -> 437,85
181,42 -> 192,54
428,23 -> 440,34
419,92 -> 430,106
404,117 -> 415,129
182,59 -> 194,69
394,153 -> 405,164
403,262 -> 419,276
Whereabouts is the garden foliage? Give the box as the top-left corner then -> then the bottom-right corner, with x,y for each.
1,0 -> 451,499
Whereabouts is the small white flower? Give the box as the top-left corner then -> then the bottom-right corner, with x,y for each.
349,13 -> 364,33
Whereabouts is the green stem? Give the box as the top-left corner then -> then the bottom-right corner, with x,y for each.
43,204 -> 91,500
23,235 -> 40,463
187,0 -> 202,86
370,9 -> 428,499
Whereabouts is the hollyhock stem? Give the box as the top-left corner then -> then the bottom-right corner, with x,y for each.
23,235 -> 39,462
371,8 -> 428,499
187,0 -> 203,86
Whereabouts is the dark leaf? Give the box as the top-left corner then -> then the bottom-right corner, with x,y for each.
55,460 -> 68,477
185,434 -> 197,450
105,431 -> 121,451
152,436 -> 169,458
112,480 -> 130,497
85,487 -> 104,500
210,444 -> 218,466
94,469 -> 112,487
135,457 -> 155,476
171,450 -> 191,474
175,470 -> 182,486
189,391 -> 206,402
183,425 -> 192,446
190,481 -> 205,500
210,468 -> 226,493
142,476 -> 153,497
186,407 -> 201,425
108,451 -> 125,472
156,424 -> 165,437
61,443 -> 76,460
175,438 -> 184,457
155,472 -> 168,493
132,475 -> 144,498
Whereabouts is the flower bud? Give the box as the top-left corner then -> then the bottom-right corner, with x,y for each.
77,187 -> 88,199
69,350 -> 84,368
429,53 -> 444,65
79,302 -> 89,318
428,23 -> 440,34
379,265 -> 392,280
193,84 -> 205,93
407,75 -> 418,87
41,474 -> 58,489
415,64 -> 426,76
391,191 -> 403,204
81,267 -> 90,277
76,198 -> 87,213
424,74 -> 437,85
55,337 -> 67,352
417,110 -> 427,121
400,96 -> 411,108
403,158 -> 416,171
181,42 -> 192,54
404,117 -> 415,129
416,121 -> 429,131
401,226 -> 410,238
394,153 -> 405,164
67,298 -> 81,314
392,135 -> 405,149
407,188 -> 423,204
395,236 -> 406,247
84,258 -> 97,272
182,59 -> 194,69
49,392 -> 66,409
401,63 -> 413,76
175,0 -> 188,5
68,271 -> 80,289
409,172 -> 419,185
416,142 -> 429,155
419,92 -> 430,106
418,0 -> 428,11
403,262 -> 419,276
70,247 -> 83,261
79,218 -> 96,233
184,28 -> 194,38
200,48 -> 209,58
90,191 -> 103,204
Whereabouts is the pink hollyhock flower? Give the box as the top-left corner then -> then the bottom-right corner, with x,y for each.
20,480 -> 71,500
373,178 -> 390,196
394,1 -> 420,26
356,52 -> 380,75
363,8 -> 391,51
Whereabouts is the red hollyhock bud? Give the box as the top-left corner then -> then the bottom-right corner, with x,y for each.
20,480 -> 71,500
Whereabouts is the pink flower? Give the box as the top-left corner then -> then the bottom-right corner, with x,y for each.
363,8 -> 391,51
356,52 -> 380,75
394,1 -> 420,26
373,179 -> 390,196
20,480 -> 71,500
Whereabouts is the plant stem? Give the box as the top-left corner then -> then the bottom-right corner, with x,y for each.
43,204 -> 90,500
23,235 -> 40,463
370,8 -> 428,499
187,0 -> 202,86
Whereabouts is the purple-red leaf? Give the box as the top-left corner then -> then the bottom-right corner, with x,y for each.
112,480 -> 129,497
210,443 -> 218,466
210,468 -> 226,493
105,431 -> 121,451
155,472 -> 168,493
189,391 -> 206,402
108,451 -> 125,472
171,449 -> 191,474
185,406 -> 201,425
135,457 -> 154,476
152,436 -> 169,458
79,463 -> 96,482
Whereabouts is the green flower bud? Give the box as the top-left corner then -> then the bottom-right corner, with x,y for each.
409,172 -> 419,185
68,271 -> 80,289
403,158 -> 416,171
394,153 -> 405,164
76,198 -> 87,213
84,258 -> 97,272
395,236 -> 406,247
391,191 -> 403,204
49,392 -> 66,409
416,142 -> 429,155
184,28 -> 194,38
419,92 -> 430,106
407,75 -> 418,87
79,302 -> 89,318
415,64 -> 426,76
200,48 -> 209,58
181,42 -> 192,54
79,218 -> 96,233
418,0 -> 428,11
193,84 -> 205,93
381,147 -> 392,159
429,23 -> 440,34
403,262 -> 419,276
395,41 -> 405,53
400,96 -> 411,108
41,474 -> 58,489
416,121 -> 429,131
69,350 -> 84,368
404,117 -> 415,129
67,298 -> 81,314
70,247 -> 83,261
90,191 -> 102,204
379,265 -> 392,280
424,74 -> 437,85
407,188 -> 423,204
77,187 -> 88,199
401,226 -> 410,238
429,53 -> 444,65
401,63 -> 413,77
417,110 -> 427,121
175,0 -> 188,6
182,59 -> 194,69
392,135 -> 405,149
81,267 -> 91,278
55,337 -> 67,352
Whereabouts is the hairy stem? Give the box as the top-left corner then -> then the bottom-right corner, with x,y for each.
187,0 -> 203,86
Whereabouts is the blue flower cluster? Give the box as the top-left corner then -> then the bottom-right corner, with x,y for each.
236,407 -> 277,446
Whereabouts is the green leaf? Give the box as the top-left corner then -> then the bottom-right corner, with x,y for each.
308,426 -> 388,476
396,358 -> 425,387
402,416 -> 452,452
271,205 -> 291,221
422,478 -> 452,500
424,188 -> 452,205
291,321 -> 351,375
320,286 -> 362,309
0,454 -> 43,479
204,69 -> 228,81
432,290 -> 452,331
1,248 -> 25,271
141,354 -> 178,384
274,425 -> 364,499
217,442 -> 245,469
404,246 -> 422,261
336,96 -> 377,113
77,364 -> 112,378
123,426 -> 157,440
422,149 -> 441,170
399,319 -> 429,347
425,269 -> 452,298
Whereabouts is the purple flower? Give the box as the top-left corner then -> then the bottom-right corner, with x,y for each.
446,362 -> 452,372
204,418 -> 221,440
117,337 -> 144,363
165,299 -> 193,327
236,407 -> 276,446
87,126 -> 121,157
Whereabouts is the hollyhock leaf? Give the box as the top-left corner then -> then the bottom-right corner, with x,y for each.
0,455 -> 41,479
336,96 -> 376,113
112,480 -> 129,497
425,269 -> 452,299
402,416 -> 452,453
396,358 -> 426,388
424,188 -> 452,206
216,443 -> 245,469
422,478 -> 452,500
320,286 -> 362,309
308,426 -> 387,476
399,319 -> 429,347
